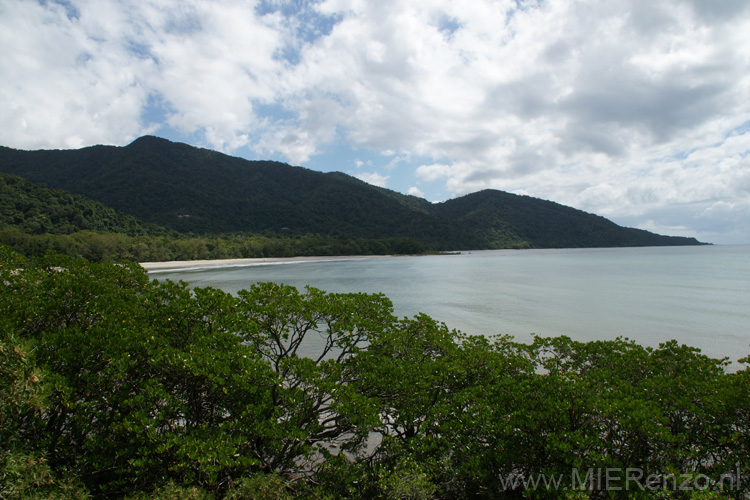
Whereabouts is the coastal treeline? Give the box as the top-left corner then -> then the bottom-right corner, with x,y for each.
0,227 -> 426,262
1,246 -> 747,500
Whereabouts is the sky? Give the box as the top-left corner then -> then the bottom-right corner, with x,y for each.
1,0 -> 749,244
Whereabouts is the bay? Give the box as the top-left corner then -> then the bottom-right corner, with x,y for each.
148,245 -> 750,368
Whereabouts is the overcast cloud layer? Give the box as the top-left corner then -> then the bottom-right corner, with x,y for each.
1,0 -> 749,243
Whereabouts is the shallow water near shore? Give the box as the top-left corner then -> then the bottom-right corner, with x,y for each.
149,245 -> 750,368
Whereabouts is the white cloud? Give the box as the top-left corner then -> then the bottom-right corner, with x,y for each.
416,163 -> 452,182
0,0 -> 154,148
354,171 -> 389,188
0,0 -> 290,152
407,186 -> 425,198
132,0 -> 291,152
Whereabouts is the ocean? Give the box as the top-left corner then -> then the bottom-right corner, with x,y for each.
148,245 -> 750,368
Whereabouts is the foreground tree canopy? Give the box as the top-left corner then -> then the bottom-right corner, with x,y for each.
1,245 -> 747,500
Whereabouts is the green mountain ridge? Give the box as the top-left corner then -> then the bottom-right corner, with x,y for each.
0,135 -> 705,250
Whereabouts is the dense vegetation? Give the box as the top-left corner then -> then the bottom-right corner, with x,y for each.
1,245 -> 746,499
0,172 -> 426,261
0,226 -> 426,263
433,190 -> 702,248
0,174 -> 160,237
0,136 -> 704,251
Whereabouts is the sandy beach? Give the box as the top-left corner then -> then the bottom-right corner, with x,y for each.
139,254 -> 390,272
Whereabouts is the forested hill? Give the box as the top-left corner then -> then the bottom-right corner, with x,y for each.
434,189 -> 703,248
0,173 -> 165,236
0,136 -> 704,249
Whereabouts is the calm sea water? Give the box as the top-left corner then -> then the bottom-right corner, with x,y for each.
149,245 -> 750,367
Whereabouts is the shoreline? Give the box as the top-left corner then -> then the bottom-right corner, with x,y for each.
137,246 -> 719,272
139,254 -> 399,272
